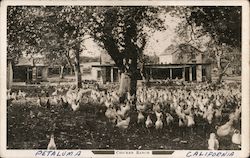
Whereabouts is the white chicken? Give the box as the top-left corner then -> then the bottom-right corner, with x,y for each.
37,96 -> 42,107
18,90 -> 24,99
187,114 -> 195,127
7,89 -> 12,100
215,99 -> 221,107
127,92 -> 135,103
37,111 -> 43,117
47,133 -> 57,150
179,118 -> 185,127
123,102 -> 131,113
105,107 -> 117,123
117,108 -> 126,119
231,129 -> 241,145
41,89 -> 46,95
166,113 -> 174,126
104,99 -> 112,108
71,101 -> 80,112
155,117 -> 163,130
179,115 -> 188,127
52,89 -> 58,96
206,112 -> 214,124
145,115 -> 153,128
215,108 -> 222,118
153,103 -> 161,112
99,95 -> 106,105
137,111 -> 145,124
155,111 -> 163,119
208,133 -> 219,150
30,110 -> 35,119
216,119 -> 234,137
229,107 -> 241,122
11,92 -> 17,100
136,102 -> 147,112
116,117 -> 130,130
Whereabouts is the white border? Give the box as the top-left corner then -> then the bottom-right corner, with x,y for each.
0,0 -> 249,158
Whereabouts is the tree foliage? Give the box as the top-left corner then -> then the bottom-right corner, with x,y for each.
88,6 -> 170,95
89,6 -> 168,68
171,6 -> 241,48
171,6 -> 242,82
7,6 -> 96,87
188,6 -> 241,48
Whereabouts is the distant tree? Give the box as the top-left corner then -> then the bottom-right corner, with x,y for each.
142,54 -> 159,64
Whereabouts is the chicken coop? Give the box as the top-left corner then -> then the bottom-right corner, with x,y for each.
11,57 -> 48,83
145,63 -> 211,82
92,63 -> 211,83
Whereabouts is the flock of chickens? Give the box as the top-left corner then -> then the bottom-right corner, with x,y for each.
7,81 -> 241,150
90,82 -> 242,150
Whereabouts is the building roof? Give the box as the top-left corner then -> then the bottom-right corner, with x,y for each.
15,57 -> 34,66
33,58 -> 48,66
92,64 -> 116,67
159,43 -> 204,56
159,44 -> 179,56
15,57 -> 48,66
92,63 -> 211,69
145,63 -> 211,67
100,51 -> 115,64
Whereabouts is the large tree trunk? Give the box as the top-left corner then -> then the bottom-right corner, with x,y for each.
74,51 -> 82,89
118,71 -> 137,102
119,72 -> 131,97
60,65 -> 64,79
215,48 -> 224,84
129,58 -> 138,97
118,72 -> 137,96
118,55 -> 138,102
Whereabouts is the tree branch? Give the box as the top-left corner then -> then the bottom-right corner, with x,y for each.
221,61 -> 231,75
102,35 -> 124,68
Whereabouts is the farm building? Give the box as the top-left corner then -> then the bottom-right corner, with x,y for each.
7,44 -> 212,85
11,57 -> 48,83
91,51 -> 120,83
92,44 -> 212,83
159,44 -> 204,64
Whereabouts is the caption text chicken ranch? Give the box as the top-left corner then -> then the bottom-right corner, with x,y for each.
115,151 -> 150,154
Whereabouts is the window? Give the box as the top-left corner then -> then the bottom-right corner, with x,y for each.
202,66 -> 206,76
97,70 -> 101,79
37,67 -> 42,79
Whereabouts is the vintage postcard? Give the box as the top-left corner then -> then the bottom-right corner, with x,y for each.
0,0 -> 249,157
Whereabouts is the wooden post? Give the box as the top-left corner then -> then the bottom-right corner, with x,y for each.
206,64 -> 212,81
118,69 -> 121,82
189,66 -> 192,81
111,67 -> 114,82
196,65 -> 202,82
182,67 -> 185,80
27,68 -> 29,82
32,67 -> 37,82
170,68 -> 172,79
149,68 -> 153,80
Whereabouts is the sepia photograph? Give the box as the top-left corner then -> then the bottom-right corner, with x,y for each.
0,0 -> 249,157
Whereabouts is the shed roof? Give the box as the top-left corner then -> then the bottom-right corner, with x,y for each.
15,57 -> 34,66
15,57 -> 48,66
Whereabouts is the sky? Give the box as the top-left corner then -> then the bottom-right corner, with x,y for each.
81,13 -> 183,57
